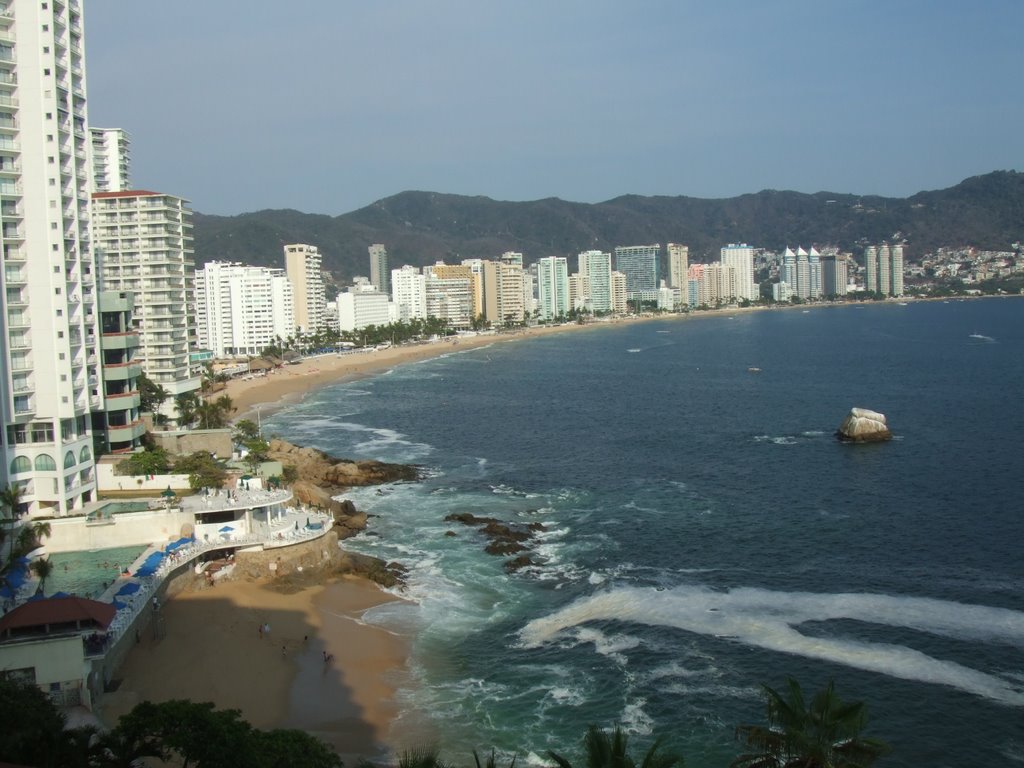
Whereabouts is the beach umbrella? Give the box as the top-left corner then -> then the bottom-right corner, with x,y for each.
115,582 -> 141,596
111,599 -> 127,610
218,525 -> 234,533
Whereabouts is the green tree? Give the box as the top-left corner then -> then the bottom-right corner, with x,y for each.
30,557 -> 53,595
0,675 -> 98,768
173,452 -> 228,491
137,374 -> 170,419
252,728 -> 344,768
548,725 -> 680,768
732,678 -> 889,768
196,395 -> 235,430
233,419 -> 261,443
281,465 -> 299,486
176,391 -> 201,427
116,446 -> 172,477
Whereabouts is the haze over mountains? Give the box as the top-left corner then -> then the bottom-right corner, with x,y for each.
193,171 -> 1024,280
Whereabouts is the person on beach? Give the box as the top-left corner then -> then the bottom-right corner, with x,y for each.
258,624 -> 263,640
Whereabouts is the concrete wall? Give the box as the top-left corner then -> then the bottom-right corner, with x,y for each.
45,509 -> 196,553
150,429 -> 234,459
235,530 -> 341,580
0,635 -> 91,708
95,460 -> 192,493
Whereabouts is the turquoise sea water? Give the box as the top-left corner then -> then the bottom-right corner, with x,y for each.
265,299 -> 1024,767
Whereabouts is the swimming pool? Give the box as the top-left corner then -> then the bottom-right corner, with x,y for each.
45,545 -> 146,599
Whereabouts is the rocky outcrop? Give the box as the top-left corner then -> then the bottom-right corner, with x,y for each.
836,408 -> 893,443
267,439 -> 420,489
444,512 -> 546,571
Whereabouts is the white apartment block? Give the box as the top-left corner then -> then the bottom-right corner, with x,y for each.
195,261 -> 294,358
459,258 -> 486,319
93,190 -> 201,422
781,247 -> 823,300
577,250 -> 613,312
391,265 -> 427,322
1,0 -> 102,516
337,283 -> 390,332
668,243 -> 689,290
89,127 -> 129,193
368,243 -> 389,295
536,256 -> 569,321
284,243 -> 326,334
611,270 -> 628,313
424,263 -> 473,329
721,244 -> 757,301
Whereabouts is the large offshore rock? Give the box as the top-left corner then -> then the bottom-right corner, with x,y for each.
836,407 -> 892,443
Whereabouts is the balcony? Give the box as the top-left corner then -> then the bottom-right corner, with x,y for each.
106,420 -> 146,444
102,361 -> 143,381
104,391 -> 141,410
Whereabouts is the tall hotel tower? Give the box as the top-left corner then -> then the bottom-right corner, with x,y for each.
368,243 -> 389,296
284,244 -> 326,334
0,0 -> 102,515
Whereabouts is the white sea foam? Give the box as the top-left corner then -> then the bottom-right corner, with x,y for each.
519,585 -> 1024,706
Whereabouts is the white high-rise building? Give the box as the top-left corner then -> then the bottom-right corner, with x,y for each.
337,283 -> 391,332
721,244 -> 756,302
195,261 -> 294,358
423,264 -> 473,329
577,250 -> 613,312
368,244 -> 389,295
536,257 -> 569,321
1,0 -> 102,516
90,128 -> 130,193
391,265 -> 427,322
891,245 -> 904,297
284,244 -> 326,334
667,243 -> 689,290
93,191 -> 202,421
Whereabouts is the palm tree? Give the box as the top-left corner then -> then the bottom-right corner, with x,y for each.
398,747 -> 452,768
548,725 -> 680,768
30,557 -> 54,596
0,483 -> 23,566
732,678 -> 890,768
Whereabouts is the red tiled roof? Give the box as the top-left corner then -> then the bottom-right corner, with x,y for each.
0,596 -> 116,634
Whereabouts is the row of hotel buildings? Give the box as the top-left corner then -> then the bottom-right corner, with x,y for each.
0,0 -> 907,520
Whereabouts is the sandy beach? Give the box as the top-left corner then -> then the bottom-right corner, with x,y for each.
100,577 -> 408,762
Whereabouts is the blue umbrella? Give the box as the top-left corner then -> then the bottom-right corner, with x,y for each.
111,599 -> 127,610
218,525 -> 234,533
116,582 -> 141,596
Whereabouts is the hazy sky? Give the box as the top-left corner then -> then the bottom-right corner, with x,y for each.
84,1 -> 1023,216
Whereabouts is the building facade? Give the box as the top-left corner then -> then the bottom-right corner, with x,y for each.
195,261 -> 295,358
614,244 -> 660,298
536,256 -> 569,321
577,250 -> 613,312
89,128 -> 130,193
864,244 -> 904,297
1,0 -> 102,516
368,243 -> 389,296
93,191 -> 201,421
391,265 -> 427,322
337,284 -> 391,332
721,244 -> 757,302
284,244 -> 326,334
667,243 -> 689,290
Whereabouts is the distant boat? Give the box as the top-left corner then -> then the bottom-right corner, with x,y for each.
748,367 -> 761,373
627,348 -> 641,353
969,333 -> 994,342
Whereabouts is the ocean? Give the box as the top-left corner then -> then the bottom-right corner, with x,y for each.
265,298 -> 1024,767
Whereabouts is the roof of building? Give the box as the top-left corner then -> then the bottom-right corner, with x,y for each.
0,596 -> 116,635
91,189 -> 162,199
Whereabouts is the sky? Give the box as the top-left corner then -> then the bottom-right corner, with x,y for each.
83,1 -> 1023,217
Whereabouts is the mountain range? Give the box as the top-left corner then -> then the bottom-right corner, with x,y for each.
193,170 -> 1024,281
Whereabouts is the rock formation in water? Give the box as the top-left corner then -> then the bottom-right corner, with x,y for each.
444,512 -> 547,571
835,408 -> 892,443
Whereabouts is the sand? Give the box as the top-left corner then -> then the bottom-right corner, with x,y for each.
100,577 -> 408,762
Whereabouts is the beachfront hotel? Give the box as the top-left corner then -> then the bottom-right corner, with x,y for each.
284,243 -> 327,334
536,256 -> 570,321
721,243 -> 758,302
667,243 -> 689,292
0,0 -> 105,517
92,190 -> 202,423
864,244 -> 904,297
195,260 -> 295,358
368,243 -> 389,296
614,244 -> 660,299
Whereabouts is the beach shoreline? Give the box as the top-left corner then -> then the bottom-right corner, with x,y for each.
99,575 -> 408,762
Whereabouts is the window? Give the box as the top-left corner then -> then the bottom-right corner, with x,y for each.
34,454 -> 56,471
30,423 -> 54,443
60,420 -> 73,439
6,425 -> 28,445
63,451 -> 76,469
10,456 -> 30,474
79,446 -> 91,463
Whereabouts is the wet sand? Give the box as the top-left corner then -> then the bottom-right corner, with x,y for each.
100,577 -> 407,762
